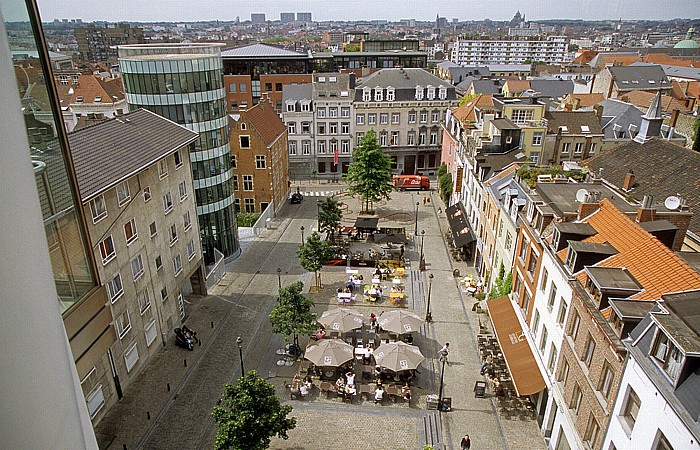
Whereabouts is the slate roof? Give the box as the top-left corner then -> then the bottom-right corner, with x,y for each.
243,100 -> 287,147
584,138 -> 700,235
282,83 -> 312,102
455,76 -> 480,95
356,68 -> 452,90
221,43 -> 308,59
544,111 -> 603,135
590,98 -> 643,140
609,65 -> 672,91
638,62 -> 700,81
447,65 -> 490,84
470,79 -> 504,95
68,108 -> 198,202
528,79 -> 574,99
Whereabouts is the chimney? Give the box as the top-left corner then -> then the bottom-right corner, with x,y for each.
669,109 -> 680,128
578,200 -> 600,220
593,104 -> 603,121
622,170 -> 635,191
636,195 -> 656,223
573,97 -> 581,110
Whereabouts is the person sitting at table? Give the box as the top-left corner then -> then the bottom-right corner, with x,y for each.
493,377 -> 505,398
402,383 -> 412,402
299,382 -> 309,398
315,327 -> 326,340
345,371 -> 355,386
374,365 -> 382,380
363,344 -> 373,364
304,375 -> 314,386
335,376 -> 345,391
480,354 -> 494,375
358,274 -> 364,281
344,383 -> 356,400
369,313 -> 377,329
337,287 -> 343,294
374,385 -> 385,403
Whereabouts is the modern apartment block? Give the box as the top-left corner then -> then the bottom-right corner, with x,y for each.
68,109 -> 206,420
74,23 -> 144,63
354,68 -> 458,175
229,99 -> 289,213
297,12 -> 312,22
280,12 -> 295,23
118,43 -> 239,264
451,36 -> 569,65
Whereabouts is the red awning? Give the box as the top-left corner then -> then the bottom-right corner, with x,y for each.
486,295 -> 546,396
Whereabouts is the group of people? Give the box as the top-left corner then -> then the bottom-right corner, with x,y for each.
480,354 -> 505,397
291,374 -> 314,399
335,371 -> 357,400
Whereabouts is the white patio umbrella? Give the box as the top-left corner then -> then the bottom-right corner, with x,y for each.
377,310 -> 424,334
304,339 -> 354,367
373,341 -> 425,372
317,307 -> 364,333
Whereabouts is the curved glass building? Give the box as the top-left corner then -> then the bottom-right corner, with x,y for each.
118,44 -> 238,263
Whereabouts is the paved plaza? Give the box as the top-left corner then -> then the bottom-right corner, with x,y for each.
94,181 -> 546,450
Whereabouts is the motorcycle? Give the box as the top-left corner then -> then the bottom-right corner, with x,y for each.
174,326 -> 197,351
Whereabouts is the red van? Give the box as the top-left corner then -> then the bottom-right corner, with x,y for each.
393,175 -> 430,191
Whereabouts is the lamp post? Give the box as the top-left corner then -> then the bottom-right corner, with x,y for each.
414,201 -> 419,237
317,200 -> 322,233
419,230 -> 426,271
300,225 -> 305,245
277,267 -> 282,290
438,356 -> 446,405
426,273 -> 434,323
236,336 -> 244,377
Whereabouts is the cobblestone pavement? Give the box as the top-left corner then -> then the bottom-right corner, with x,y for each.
94,182 -> 546,450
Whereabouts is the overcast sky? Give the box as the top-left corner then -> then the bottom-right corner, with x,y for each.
25,0 -> 698,23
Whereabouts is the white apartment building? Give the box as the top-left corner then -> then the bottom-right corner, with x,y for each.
451,36 -> 570,65
283,83 -> 314,180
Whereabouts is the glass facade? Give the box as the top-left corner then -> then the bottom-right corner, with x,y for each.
119,44 -> 238,263
2,0 -> 97,313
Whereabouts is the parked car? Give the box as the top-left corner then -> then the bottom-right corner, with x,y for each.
290,192 -> 303,204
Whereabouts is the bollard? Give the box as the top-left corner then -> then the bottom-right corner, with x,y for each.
147,411 -> 150,420
211,321 -> 214,328
199,339 -> 202,346
184,359 -> 187,367
167,383 -> 170,392
123,445 -> 127,450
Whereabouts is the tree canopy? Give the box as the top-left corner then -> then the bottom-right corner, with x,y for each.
318,197 -> 343,242
297,231 -> 336,288
269,281 -> 316,353
344,129 -> 393,213
212,370 -> 296,450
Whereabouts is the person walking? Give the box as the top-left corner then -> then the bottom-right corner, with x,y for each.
461,434 -> 471,449
438,342 -> 450,366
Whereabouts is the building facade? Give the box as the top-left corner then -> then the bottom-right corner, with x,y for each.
312,73 -> 355,178
74,24 -> 144,63
282,83 -> 314,180
118,43 -> 239,264
451,36 -> 570,65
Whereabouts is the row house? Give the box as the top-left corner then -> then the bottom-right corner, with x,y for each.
68,109 -> 206,422
229,98 -> 289,214
542,111 -> 605,166
283,84 -> 315,180
354,68 -> 459,175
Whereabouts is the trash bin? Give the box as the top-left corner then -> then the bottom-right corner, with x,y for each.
453,268 -> 460,278
426,394 -> 439,410
439,397 -> 452,411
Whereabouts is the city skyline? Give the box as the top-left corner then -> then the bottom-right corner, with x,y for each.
29,0 -> 700,24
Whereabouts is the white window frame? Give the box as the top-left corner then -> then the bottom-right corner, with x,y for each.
86,385 -> 105,419
138,290 -> 151,315
124,218 -> 138,245
124,341 -> 138,372
532,132 -> 544,146
131,254 -> 144,281
143,186 -> 151,202
144,319 -> 157,347
116,310 -> 131,339
178,181 -> 188,201
302,141 -> 311,155
174,150 -> 183,168
242,175 -> 254,191
187,239 -> 196,260
173,253 -> 183,276
255,155 -> 266,169
107,273 -> 124,303
116,181 -> 131,206
169,223 -> 178,246
288,141 -> 297,155
163,192 -> 173,214
183,211 -> 192,231
99,235 -> 116,264
90,195 -> 107,223
158,159 -> 168,179
356,114 -> 365,125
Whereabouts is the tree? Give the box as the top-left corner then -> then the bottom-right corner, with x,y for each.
269,281 -> 315,356
489,261 -> 513,298
344,129 -> 393,213
297,231 -> 336,289
317,197 -> 343,243
212,370 -> 296,450
438,163 -> 453,204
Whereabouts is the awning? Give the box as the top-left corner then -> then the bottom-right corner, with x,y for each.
486,295 -> 546,397
446,202 -> 476,247
354,217 -> 379,231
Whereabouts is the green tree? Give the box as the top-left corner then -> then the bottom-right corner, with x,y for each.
297,231 -> 336,288
438,163 -> 453,204
693,117 -> 700,153
212,371 -> 296,450
269,281 -> 315,355
344,129 -> 393,213
317,197 -> 343,243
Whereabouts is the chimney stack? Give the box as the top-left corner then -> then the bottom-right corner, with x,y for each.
578,192 -> 601,219
670,109 -> 680,128
623,170 -> 635,191
573,97 -> 581,110
636,195 -> 656,223
593,103 -> 603,121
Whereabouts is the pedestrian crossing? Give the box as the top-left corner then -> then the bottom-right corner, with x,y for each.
300,190 -> 341,197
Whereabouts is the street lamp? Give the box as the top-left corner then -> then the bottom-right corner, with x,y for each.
300,225 -> 305,245
237,336 -> 244,377
420,229 -> 426,260
414,201 -> 419,237
438,356 -> 446,406
426,273 -> 434,323
277,267 -> 282,290
317,200 -> 322,233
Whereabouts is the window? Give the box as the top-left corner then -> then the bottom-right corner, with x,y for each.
107,274 -> 123,303
419,132 -> 426,145
318,123 -> 326,135
160,286 -> 168,301
505,232 -> 512,250
379,113 -> 388,124
570,382 -> 583,413
432,111 -> 440,123
368,114 -> 376,125
166,223 -> 178,246
519,240 -> 528,260
555,429 -> 571,450
329,140 -> 338,154
341,123 -> 349,134
548,285 -> 558,311
264,82 -> 272,92
288,122 -> 296,134
341,140 -> 350,154
116,181 -> 130,206
391,113 -> 400,124
187,239 -> 196,260
124,219 -> 138,244
547,345 -> 558,374
244,198 -> 255,213
574,142 -> 584,154
356,133 -> 364,145
589,143 -> 596,155
138,290 -> 151,314
116,310 -> 131,339
243,175 -> 253,191
174,150 -> 183,168
229,83 -> 237,93
390,131 -> 399,146
427,87 -> 435,100
386,88 -> 395,101
99,236 -> 115,264
275,83 -> 283,91
155,255 -> 163,271
318,141 -> 326,154
570,310 -> 581,339
540,268 -> 549,291
599,362 -> 614,399
255,155 -> 266,169
178,181 -> 188,201
329,123 -> 338,134
163,192 -> 173,213
374,87 -> 383,101
124,342 -> 138,372
583,334 -> 596,368
232,175 -> 239,191
329,107 -> 338,118
317,107 -> 326,118
651,332 -> 683,380
438,86 -> 447,100
356,114 -> 365,125
341,107 -> 350,118
408,112 -> 416,123
510,109 -> 534,124
143,186 -> 151,202
131,254 -> 144,281
90,195 -> 107,223
379,132 -> 387,146
561,142 -> 570,154
532,310 -> 541,335
158,159 -> 168,179
149,221 -> 157,237
85,385 -> 105,419
239,135 -> 250,148
407,132 -> 415,145
231,155 -> 237,168
145,319 -> 157,347
301,122 -> 310,134
557,300 -> 568,326
420,111 -> 428,123
173,254 -> 183,276
302,141 -> 311,155
415,86 -> 424,100
654,431 -> 673,450
239,83 -> 247,92
539,326 -> 548,354
559,358 -> 570,384
584,414 -> 600,448
430,132 -> 438,145
532,132 -> 543,146
288,141 -> 297,155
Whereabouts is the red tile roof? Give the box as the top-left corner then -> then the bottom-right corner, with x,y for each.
71,74 -> 124,104
243,100 -> 287,147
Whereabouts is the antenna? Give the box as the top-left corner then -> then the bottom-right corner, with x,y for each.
576,188 -> 589,203
664,196 -> 681,211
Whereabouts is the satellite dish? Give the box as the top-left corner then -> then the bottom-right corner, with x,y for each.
576,189 -> 589,203
664,196 -> 681,211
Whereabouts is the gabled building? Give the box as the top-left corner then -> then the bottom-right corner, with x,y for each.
491,97 -> 547,163
229,98 -> 289,214
590,65 -> 672,99
67,74 -> 127,131
542,110 -> 604,165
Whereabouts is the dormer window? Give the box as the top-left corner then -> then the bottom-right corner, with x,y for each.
374,87 -> 383,102
565,247 -> 577,272
438,85 -> 447,100
76,96 -> 83,103
362,87 -> 371,102
651,331 -> 683,381
427,85 -> 435,100
551,228 -> 561,251
386,87 -> 395,101
94,96 -> 101,103
300,100 -> 310,112
415,86 -> 424,100
285,101 -> 296,112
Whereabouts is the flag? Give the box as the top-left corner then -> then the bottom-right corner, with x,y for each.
333,147 -> 339,165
